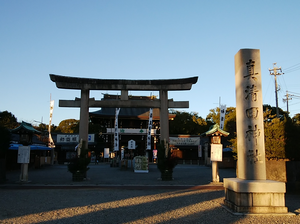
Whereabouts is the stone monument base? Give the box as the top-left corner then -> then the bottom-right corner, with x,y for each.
223,178 -> 288,214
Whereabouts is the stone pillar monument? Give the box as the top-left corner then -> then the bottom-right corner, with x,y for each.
235,49 -> 266,180
224,49 -> 288,214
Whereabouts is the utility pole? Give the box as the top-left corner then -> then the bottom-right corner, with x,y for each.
283,91 -> 293,114
269,63 -> 282,118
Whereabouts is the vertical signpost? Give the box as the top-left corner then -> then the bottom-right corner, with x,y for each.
128,139 -> 136,169
210,136 -> 222,183
202,124 -> 229,183
18,146 -> 30,182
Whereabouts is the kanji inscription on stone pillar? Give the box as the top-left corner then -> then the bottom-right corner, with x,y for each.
235,49 -> 266,180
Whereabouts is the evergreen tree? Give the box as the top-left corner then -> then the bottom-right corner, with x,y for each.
264,109 -> 286,159
0,111 -> 18,129
169,110 -> 208,135
56,119 -> 79,133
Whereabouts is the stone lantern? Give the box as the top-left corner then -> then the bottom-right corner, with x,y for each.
202,124 -> 229,183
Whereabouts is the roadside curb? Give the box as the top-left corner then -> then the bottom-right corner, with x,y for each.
0,184 -> 225,190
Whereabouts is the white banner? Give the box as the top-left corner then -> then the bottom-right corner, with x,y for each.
146,108 -> 153,150
49,100 -> 54,132
114,108 -> 120,151
219,104 -> 226,130
48,100 -> 55,148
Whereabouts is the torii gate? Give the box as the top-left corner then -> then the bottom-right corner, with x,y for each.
50,74 -> 198,150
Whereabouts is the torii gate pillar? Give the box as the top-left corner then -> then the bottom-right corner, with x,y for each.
79,89 -> 89,149
160,90 -> 169,146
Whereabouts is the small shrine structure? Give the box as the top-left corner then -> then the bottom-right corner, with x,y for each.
202,124 -> 229,182
11,121 -> 41,145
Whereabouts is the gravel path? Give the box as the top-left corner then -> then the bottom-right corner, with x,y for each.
0,188 -> 300,224
1,164 -> 300,223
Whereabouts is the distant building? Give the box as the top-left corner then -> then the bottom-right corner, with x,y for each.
89,94 -> 175,162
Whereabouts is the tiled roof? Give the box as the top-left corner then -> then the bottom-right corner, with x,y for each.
202,124 -> 229,137
11,121 -> 41,134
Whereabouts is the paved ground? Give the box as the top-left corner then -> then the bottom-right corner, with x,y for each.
3,163 -> 236,187
1,163 -> 300,223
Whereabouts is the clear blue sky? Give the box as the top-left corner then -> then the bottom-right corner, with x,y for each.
1,1 -> 300,126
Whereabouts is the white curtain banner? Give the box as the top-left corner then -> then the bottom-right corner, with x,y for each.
146,108 -> 153,150
114,108 -> 121,151
48,100 -> 54,133
219,104 -> 226,130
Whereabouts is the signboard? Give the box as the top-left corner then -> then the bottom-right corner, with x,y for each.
57,134 -> 95,143
169,137 -> 200,146
211,144 -> 223,161
106,128 -> 156,134
104,148 -> 110,158
134,156 -> 149,173
17,146 -> 30,164
128,139 -> 136,149
198,145 -> 202,157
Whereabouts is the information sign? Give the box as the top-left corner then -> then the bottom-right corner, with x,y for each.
211,144 -> 223,162
17,146 -> 30,164
128,139 -> 136,149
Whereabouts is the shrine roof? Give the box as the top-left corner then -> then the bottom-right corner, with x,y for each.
202,124 -> 229,137
11,121 -> 41,134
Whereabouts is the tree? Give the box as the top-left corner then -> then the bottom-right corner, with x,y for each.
263,104 -> 290,119
169,110 -> 208,135
264,109 -> 286,159
292,113 -> 300,125
0,111 -> 19,129
229,106 -> 300,160
206,107 -> 236,138
205,107 -> 220,125
56,119 -> 79,133
285,116 -> 300,160
34,123 -> 48,132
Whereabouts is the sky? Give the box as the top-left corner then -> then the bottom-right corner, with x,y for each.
1,0 -> 300,126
